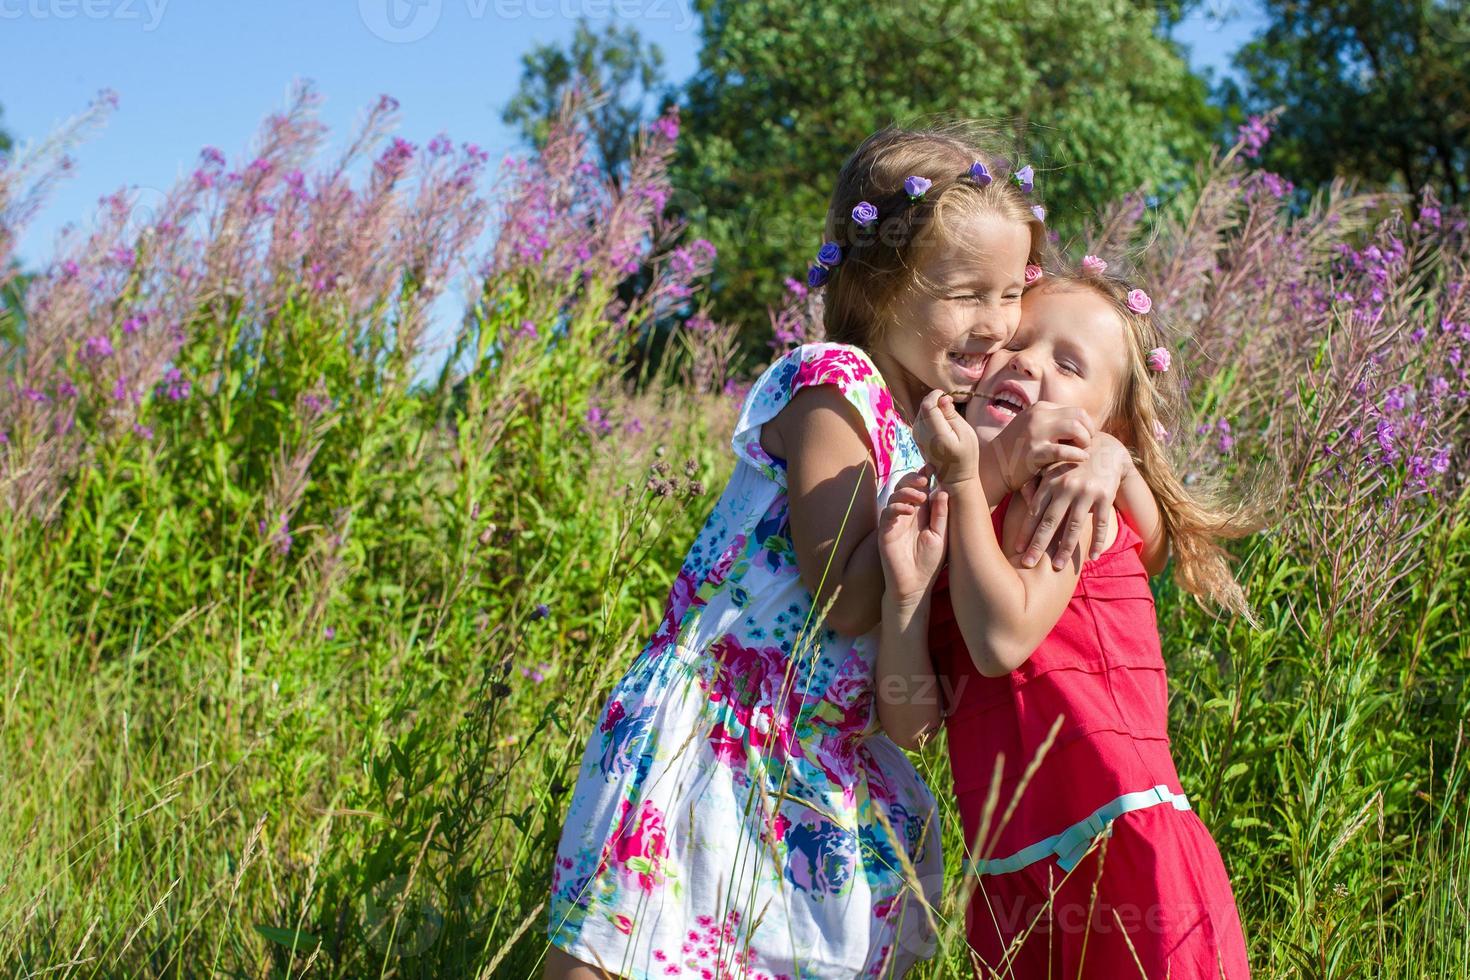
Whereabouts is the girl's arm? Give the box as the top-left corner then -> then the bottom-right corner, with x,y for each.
917,393 -> 1088,677
1110,440 -> 1169,573
877,595 -> 941,750
764,385 -> 885,636
875,473 -> 948,750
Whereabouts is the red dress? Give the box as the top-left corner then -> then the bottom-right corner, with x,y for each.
930,495 -> 1251,978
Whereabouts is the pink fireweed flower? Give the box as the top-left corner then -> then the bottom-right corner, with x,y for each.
651,113 -> 679,143
1237,115 -> 1271,159
585,404 -> 613,437
1126,289 -> 1152,314
81,335 -> 114,360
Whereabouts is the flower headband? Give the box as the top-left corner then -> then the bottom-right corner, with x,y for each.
848,162 -> 1041,230
809,162 -> 1042,288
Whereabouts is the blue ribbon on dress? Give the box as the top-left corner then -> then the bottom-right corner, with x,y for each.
965,784 -> 1192,876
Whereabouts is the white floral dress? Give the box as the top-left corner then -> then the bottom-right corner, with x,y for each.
547,343 -> 941,979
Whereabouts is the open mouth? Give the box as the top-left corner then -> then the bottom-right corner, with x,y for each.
948,350 -> 987,386
980,381 -> 1031,425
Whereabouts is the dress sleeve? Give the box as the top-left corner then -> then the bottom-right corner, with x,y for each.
730,343 -> 902,489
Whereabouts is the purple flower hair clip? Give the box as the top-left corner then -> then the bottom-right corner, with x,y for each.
1031,204 -> 1046,222
807,240 -> 844,288
852,201 -> 879,228
904,175 -> 933,200
968,161 -> 992,186
1013,164 -> 1035,194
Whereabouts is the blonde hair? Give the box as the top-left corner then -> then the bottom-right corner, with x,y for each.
1032,270 -> 1272,623
821,126 -> 1047,350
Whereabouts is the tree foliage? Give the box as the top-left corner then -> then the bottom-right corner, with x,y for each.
1227,0 -> 1469,203
675,0 -> 1218,328
502,18 -> 668,178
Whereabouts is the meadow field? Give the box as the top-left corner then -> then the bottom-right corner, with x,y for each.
1,88 -> 1468,978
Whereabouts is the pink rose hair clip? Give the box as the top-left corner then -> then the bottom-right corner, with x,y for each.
1126,288 -> 1153,315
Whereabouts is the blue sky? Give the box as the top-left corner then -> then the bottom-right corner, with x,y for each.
1,0 -> 1266,268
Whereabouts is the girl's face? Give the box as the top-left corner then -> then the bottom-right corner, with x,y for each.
875,211 -> 1031,414
969,284 -> 1131,441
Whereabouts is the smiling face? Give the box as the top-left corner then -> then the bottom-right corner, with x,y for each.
873,210 -> 1033,414
970,282 -> 1132,441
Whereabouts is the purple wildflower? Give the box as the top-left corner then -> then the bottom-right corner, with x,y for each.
651,111 -> 679,143
1237,115 -> 1271,159
585,405 -> 613,438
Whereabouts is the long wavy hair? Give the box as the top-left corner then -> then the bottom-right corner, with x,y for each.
1033,270 -> 1276,622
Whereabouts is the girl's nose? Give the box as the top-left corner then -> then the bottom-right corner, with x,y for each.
1009,347 -> 1040,377
971,310 -> 1010,345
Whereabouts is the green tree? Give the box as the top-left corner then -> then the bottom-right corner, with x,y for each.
1226,0 -> 1468,203
676,0 -> 1218,330
502,19 -> 668,177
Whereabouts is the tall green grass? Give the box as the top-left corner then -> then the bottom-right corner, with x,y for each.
1,93 -> 1467,977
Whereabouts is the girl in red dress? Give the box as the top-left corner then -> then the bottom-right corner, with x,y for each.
876,265 -> 1260,978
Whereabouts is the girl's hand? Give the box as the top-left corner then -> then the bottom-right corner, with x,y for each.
878,470 -> 950,608
1016,433 -> 1134,569
983,401 -> 1095,494
912,390 -> 979,488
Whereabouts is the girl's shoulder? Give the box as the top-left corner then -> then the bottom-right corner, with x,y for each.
732,342 -> 905,485
755,342 -> 884,396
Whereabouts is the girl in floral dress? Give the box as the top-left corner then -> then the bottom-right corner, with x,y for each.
544,128 -> 1137,980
